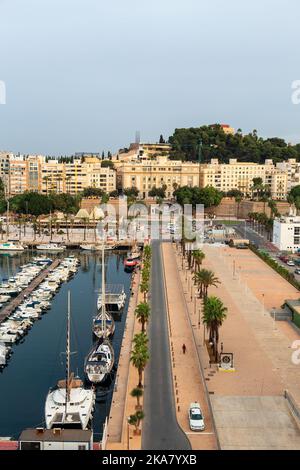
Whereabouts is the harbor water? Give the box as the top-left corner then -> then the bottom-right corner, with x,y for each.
0,250 -> 132,441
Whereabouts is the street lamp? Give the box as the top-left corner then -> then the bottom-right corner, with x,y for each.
272,306 -> 276,330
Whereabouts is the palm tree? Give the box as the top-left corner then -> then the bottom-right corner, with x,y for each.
64,213 -> 70,241
133,332 -> 148,348
140,280 -> 149,302
194,269 -> 220,299
81,217 -> 89,241
192,250 -> 205,272
135,302 -> 150,333
130,342 -> 149,388
143,245 -> 152,260
130,387 -> 143,409
202,296 -> 227,362
128,414 -> 139,434
235,195 -> 242,219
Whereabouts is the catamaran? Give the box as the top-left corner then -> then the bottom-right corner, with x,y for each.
45,291 -> 95,430
85,245 -> 115,384
97,284 -> 126,312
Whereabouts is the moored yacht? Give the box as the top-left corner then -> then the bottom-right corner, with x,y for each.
36,243 -> 66,252
45,291 -> 95,430
84,339 -> 114,384
0,241 -> 25,252
85,244 -> 115,384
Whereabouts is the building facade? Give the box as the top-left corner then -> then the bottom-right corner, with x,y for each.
199,159 -> 287,200
117,156 -> 200,198
273,214 -> 300,252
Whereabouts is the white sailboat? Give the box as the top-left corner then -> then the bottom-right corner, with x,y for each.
45,291 -> 95,430
85,245 -> 115,384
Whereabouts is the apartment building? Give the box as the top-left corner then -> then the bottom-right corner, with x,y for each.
114,142 -> 171,164
273,213 -> 300,252
117,156 -> 200,198
40,157 -> 116,195
199,159 -> 287,200
8,155 -> 45,195
276,159 -> 300,192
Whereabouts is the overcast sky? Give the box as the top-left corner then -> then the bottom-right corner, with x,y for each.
0,0 -> 299,155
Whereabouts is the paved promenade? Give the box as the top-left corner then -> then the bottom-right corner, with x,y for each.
171,243 -> 300,449
161,243 -> 218,450
106,269 -> 141,450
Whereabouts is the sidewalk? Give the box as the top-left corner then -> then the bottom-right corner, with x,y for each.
162,243 -> 218,450
106,269 -> 143,450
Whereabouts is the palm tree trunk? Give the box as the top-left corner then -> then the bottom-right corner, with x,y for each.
138,368 -> 143,388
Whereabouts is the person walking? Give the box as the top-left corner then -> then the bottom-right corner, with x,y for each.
182,343 -> 187,355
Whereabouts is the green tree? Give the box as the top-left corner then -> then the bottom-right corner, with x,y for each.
193,269 -> 220,299
202,296 -> 227,362
130,342 -> 149,388
130,387 -> 143,409
135,302 -> 151,333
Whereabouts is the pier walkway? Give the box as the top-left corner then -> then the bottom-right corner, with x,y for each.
0,259 -> 61,325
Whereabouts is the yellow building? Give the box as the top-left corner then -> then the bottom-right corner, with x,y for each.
117,156 -> 200,198
8,155 -> 44,195
200,158 -> 287,200
40,158 -> 116,195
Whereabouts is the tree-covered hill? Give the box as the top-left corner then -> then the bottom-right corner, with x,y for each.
168,125 -> 300,163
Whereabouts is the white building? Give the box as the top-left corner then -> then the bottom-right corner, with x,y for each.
18,428 -> 93,451
273,214 -> 300,252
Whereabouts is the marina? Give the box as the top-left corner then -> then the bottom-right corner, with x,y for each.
0,250 -> 132,440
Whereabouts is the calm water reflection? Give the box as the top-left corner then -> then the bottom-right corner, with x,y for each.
0,250 -> 131,440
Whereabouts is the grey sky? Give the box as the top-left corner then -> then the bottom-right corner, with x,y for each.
0,0 -> 299,155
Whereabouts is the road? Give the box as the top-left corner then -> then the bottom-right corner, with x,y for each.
142,240 -> 191,450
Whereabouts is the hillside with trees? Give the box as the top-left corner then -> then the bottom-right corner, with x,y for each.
168,125 -> 300,163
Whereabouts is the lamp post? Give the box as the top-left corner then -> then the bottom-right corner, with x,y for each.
272,306 -> 276,330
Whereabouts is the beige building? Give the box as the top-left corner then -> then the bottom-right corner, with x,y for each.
8,155 -> 45,195
40,157 -> 116,195
114,142 -> 171,164
200,158 -> 287,200
117,156 -> 200,198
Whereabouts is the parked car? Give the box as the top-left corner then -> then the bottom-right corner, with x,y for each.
287,260 -> 295,266
188,403 -> 205,432
295,269 -> 300,275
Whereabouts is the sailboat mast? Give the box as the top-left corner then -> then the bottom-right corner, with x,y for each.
101,243 -> 106,338
65,290 -> 71,415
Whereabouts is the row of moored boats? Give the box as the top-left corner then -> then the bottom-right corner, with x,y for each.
0,256 -> 79,368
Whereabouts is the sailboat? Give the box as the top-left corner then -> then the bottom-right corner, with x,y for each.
85,246 -> 115,384
93,248 -> 115,338
45,291 -> 95,430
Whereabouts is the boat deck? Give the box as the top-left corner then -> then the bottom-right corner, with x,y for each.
0,259 -> 61,325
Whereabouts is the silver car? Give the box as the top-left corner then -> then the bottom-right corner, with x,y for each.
188,402 -> 205,432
